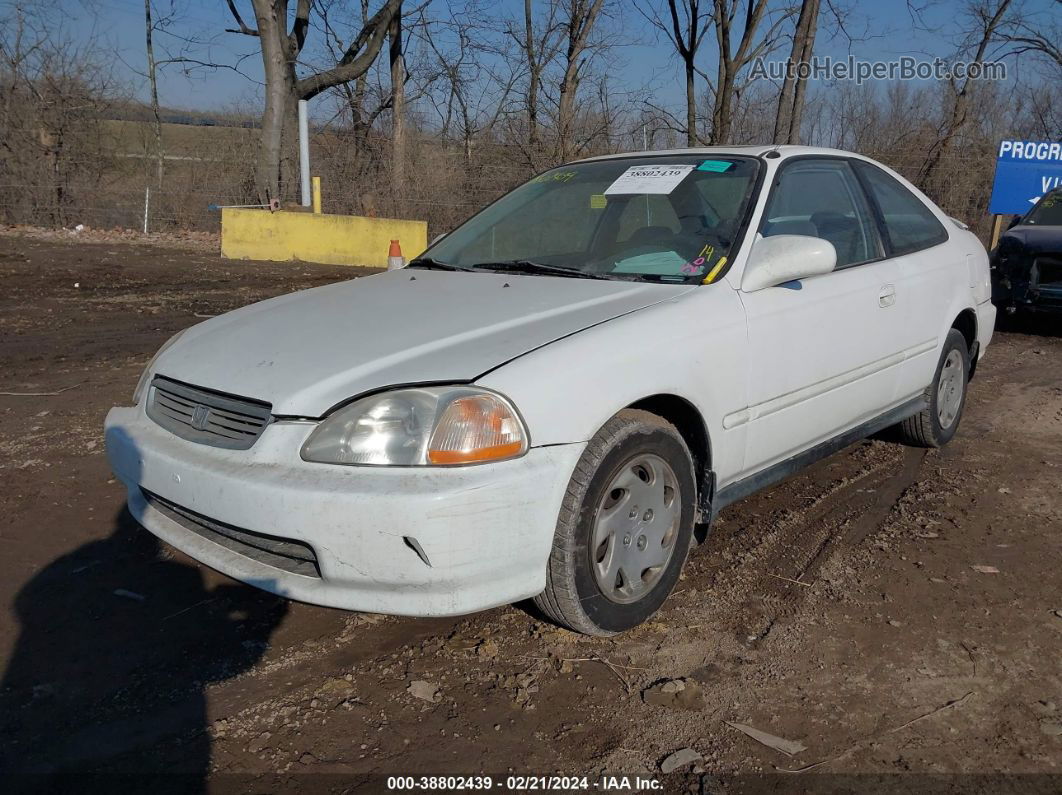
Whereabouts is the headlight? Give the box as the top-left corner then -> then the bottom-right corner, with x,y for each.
301,386 -> 528,466
132,329 -> 188,405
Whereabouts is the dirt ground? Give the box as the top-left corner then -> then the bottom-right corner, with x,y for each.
1,234 -> 1060,793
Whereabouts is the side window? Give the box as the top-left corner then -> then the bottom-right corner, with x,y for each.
761,159 -> 881,269
853,162 -> 948,255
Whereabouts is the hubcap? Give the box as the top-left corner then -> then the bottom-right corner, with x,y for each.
937,349 -> 964,429
591,454 -> 680,604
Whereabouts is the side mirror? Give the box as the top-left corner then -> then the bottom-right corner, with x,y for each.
740,234 -> 837,292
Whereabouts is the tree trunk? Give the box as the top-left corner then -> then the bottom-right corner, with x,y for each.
684,60 -> 697,146
556,0 -> 605,162
557,70 -> 577,161
773,63 -> 795,143
144,0 -> 163,188
389,7 -> 405,188
345,77 -> 370,163
711,69 -> 734,144
524,0 -> 540,149
710,0 -> 731,145
348,2 -> 371,167
253,1 -> 299,203
659,0 -> 707,147
237,0 -> 401,204
787,17 -> 815,145
710,0 -> 773,145
773,0 -> 819,145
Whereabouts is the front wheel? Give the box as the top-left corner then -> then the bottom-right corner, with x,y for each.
894,328 -> 970,448
534,409 -> 696,635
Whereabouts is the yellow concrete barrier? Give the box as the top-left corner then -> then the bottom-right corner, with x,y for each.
221,208 -> 427,269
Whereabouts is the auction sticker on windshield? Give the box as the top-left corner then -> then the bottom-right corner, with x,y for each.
604,164 -> 695,195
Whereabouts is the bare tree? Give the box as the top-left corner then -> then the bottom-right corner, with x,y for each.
918,0 -> 1014,189
772,0 -> 819,144
389,4 -> 406,186
131,1 -> 260,191
421,3 -> 518,164
555,0 -> 606,161
505,0 -> 563,162
225,0 -> 401,202
143,0 -> 164,187
321,0 -> 378,163
709,0 -> 792,144
999,0 -> 1062,72
0,2 -> 114,225
1025,83 -> 1062,140
637,0 -> 712,146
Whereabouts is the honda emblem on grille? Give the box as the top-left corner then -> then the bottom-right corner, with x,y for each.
190,404 -> 211,430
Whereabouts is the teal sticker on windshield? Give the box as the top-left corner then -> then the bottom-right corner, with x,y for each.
697,160 -> 733,172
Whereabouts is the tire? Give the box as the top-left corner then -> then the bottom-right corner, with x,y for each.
533,409 -> 697,636
895,328 -> 970,448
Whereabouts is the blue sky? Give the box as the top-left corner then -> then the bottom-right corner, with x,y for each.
67,0 -> 1058,114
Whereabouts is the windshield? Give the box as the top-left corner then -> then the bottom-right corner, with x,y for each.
419,155 -> 760,283
1024,190 -> 1062,226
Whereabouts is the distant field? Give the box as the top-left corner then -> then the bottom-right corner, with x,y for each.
10,117 -> 479,233
80,120 -> 372,230
102,120 -> 259,161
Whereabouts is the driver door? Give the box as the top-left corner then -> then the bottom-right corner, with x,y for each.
736,158 -> 905,479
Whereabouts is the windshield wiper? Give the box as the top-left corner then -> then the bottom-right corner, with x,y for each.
470,260 -> 612,280
406,257 -> 474,271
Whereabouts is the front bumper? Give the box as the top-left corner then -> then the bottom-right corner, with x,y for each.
105,406 -> 585,616
991,255 -> 1062,313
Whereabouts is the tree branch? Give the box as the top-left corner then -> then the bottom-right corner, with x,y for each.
296,0 -> 402,100
224,0 -> 258,36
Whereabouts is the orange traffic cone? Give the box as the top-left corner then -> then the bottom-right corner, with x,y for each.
388,239 -> 405,270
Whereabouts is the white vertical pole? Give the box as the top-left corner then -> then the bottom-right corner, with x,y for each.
298,100 -> 311,208
143,186 -> 150,234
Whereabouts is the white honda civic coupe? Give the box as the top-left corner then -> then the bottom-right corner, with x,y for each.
105,145 -> 995,635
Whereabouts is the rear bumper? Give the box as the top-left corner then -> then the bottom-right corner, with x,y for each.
105,406 -> 584,616
975,298 -> 996,358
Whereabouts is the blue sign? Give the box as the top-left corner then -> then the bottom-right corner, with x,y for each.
989,140 -> 1062,215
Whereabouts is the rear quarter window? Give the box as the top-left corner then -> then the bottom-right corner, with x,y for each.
854,162 -> 949,256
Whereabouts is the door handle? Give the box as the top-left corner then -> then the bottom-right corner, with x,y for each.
878,285 -> 896,307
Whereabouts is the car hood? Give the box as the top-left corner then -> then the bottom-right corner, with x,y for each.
1000,225 -> 1062,254
153,269 -> 692,416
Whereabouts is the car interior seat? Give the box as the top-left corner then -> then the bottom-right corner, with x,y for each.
810,211 -> 862,266
626,225 -> 677,246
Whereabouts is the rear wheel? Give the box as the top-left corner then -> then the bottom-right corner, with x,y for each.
895,328 -> 969,448
534,409 -> 696,635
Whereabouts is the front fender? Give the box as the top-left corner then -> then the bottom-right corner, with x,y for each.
477,285 -> 750,487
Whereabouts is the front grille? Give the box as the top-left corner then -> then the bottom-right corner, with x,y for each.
147,376 -> 272,450
144,490 -> 320,578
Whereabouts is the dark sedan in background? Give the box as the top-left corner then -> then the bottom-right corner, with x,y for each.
992,187 -> 1062,315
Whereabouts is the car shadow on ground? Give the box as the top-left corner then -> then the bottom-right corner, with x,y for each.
0,435 -> 288,792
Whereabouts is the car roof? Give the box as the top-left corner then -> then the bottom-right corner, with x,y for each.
573,145 -> 867,164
